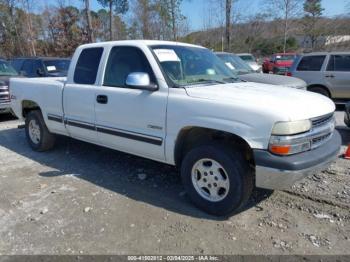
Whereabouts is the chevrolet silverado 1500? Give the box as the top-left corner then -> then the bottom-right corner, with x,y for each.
10,41 -> 341,216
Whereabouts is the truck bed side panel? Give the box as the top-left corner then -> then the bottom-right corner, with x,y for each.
10,77 -> 68,136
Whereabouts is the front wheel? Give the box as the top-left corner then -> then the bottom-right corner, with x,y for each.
181,144 -> 253,216
25,110 -> 56,151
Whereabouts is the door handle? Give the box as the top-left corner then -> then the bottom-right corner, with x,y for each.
96,95 -> 108,104
325,75 -> 335,78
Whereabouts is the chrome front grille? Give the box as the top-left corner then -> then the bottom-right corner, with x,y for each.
312,113 -> 334,128
310,113 -> 335,149
312,133 -> 332,147
0,85 -> 10,103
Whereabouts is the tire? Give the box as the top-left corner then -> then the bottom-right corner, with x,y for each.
25,110 -> 56,151
308,86 -> 330,98
181,144 -> 253,216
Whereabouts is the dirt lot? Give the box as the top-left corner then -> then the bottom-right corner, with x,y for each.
0,110 -> 349,255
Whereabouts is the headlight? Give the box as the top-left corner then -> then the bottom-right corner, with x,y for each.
272,120 -> 311,135
269,120 -> 312,156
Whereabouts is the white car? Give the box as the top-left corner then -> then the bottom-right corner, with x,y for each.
237,53 -> 262,72
216,52 -> 306,90
10,40 -> 340,216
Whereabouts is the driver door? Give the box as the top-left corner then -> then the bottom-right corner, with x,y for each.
94,46 -> 168,161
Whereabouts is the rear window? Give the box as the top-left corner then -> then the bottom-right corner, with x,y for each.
74,48 -> 103,84
297,55 -> 326,71
327,55 -> 350,72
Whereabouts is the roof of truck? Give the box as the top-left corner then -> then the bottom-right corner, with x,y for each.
78,40 -> 205,49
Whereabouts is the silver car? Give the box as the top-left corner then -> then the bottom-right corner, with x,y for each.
216,52 -> 307,90
289,52 -> 350,100
237,53 -> 262,72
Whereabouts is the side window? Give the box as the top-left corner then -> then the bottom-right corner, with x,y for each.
10,59 -> 24,72
74,47 -> 103,84
327,55 -> 350,72
104,46 -> 156,87
22,60 -> 35,77
297,56 -> 326,71
34,60 -> 44,76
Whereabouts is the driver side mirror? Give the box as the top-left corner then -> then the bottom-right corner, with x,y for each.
126,72 -> 158,91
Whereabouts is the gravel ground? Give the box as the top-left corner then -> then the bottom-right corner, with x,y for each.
0,110 -> 349,255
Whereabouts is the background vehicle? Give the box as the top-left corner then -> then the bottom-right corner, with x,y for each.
216,52 -> 306,90
237,53 -> 261,72
0,59 -> 18,114
262,53 -> 297,75
344,102 -> 350,127
10,41 -> 340,216
288,52 -> 350,101
10,57 -> 71,77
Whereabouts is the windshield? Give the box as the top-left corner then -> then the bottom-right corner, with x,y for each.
0,61 -> 18,76
239,55 -> 255,62
216,53 -> 254,75
43,59 -> 70,74
150,45 -> 239,87
275,55 -> 295,62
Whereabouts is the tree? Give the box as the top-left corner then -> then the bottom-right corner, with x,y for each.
47,5 -> 84,56
267,0 -> 302,53
302,0 -> 324,50
96,9 -> 109,40
82,0 -> 95,42
225,0 -> 232,51
244,13 -> 267,53
157,0 -> 185,40
97,0 -> 128,40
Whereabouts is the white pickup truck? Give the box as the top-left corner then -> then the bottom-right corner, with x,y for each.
10,40 -> 341,216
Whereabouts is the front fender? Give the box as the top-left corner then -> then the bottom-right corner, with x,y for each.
165,116 -> 271,165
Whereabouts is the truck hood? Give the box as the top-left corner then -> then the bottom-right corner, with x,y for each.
184,82 -> 335,121
239,73 -> 306,89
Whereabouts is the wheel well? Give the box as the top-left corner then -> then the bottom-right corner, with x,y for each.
174,127 -> 254,168
307,85 -> 331,98
22,100 -> 40,118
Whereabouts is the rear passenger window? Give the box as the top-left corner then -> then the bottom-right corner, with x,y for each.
74,48 -> 103,84
327,55 -> 350,72
297,56 -> 326,71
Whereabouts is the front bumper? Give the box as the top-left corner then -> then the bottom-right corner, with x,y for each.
254,130 -> 341,190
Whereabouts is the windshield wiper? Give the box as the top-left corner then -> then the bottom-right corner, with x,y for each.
223,77 -> 240,82
186,79 -> 226,86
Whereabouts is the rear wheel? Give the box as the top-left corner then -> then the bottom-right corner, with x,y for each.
25,110 -> 56,151
181,144 -> 253,216
308,86 -> 330,98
